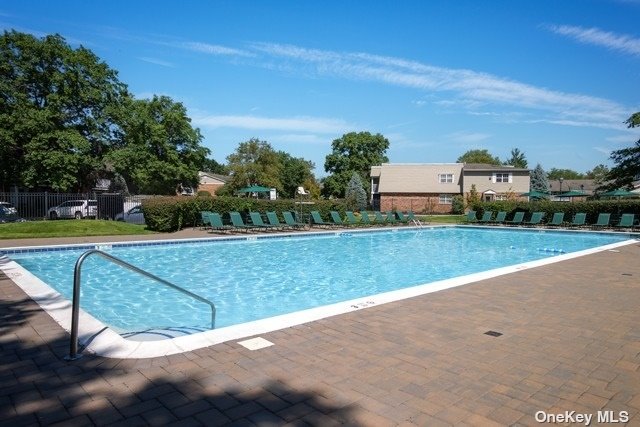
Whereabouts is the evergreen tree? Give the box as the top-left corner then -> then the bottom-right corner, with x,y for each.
466,184 -> 481,208
504,148 -> 528,168
530,164 -> 550,192
345,172 -> 368,211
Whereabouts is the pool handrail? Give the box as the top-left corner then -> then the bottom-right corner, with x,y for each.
66,249 -> 216,360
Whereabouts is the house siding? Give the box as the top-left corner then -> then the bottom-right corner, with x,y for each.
462,170 -> 530,195
371,163 -> 531,212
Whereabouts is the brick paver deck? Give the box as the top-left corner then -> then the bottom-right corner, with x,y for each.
1,233 -> 639,426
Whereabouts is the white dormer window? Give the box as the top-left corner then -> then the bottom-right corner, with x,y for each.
438,173 -> 454,183
492,172 -> 512,183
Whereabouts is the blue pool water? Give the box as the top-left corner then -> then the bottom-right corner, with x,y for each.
7,227 -> 629,333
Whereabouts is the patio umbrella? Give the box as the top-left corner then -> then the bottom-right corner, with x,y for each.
598,189 -> 637,198
236,185 -> 271,193
520,190 -> 549,199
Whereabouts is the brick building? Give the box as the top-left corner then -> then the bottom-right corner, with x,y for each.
197,172 -> 228,196
370,163 -> 530,213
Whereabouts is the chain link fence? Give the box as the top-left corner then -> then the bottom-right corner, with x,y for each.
0,192 -> 152,225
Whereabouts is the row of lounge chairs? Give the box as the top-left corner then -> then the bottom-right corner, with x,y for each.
312,210 -> 420,228
200,210 -> 422,233
465,210 -> 639,230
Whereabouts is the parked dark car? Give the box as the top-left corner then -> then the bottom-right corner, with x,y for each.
0,201 -> 25,223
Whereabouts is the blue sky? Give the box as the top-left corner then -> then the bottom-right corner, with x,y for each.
2,0 -> 640,177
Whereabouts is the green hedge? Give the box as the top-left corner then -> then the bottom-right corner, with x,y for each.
141,196 -> 348,232
470,199 -> 640,223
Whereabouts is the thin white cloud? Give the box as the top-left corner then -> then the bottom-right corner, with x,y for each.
445,131 -> 491,143
545,24 -> 640,57
592,146 -> 611,156
179,41 -> 254,57
272,134 -> 329,145
138,57 -> 175,68
249,42 -> 629,130
606,133 -> 639,144
193,114 -> 354,134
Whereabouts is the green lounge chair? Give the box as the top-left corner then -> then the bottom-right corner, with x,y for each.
477,211 -> 493,223
405,211 -> 423,226
374,211 -> 388,225
568,213 -> 586,227
464,210 -> 478,223
591,213 -> 611,229
345,211 -> 364,226
547,212 -> 565,227
505,211 -> 525,226
282,211 -> 306,228
330,211 -> 346,227
360,211 -> 374,225
524,212 -> 545,226
615,213 -> 635,229
249,212 -> 279,230
229,211 -> 259,232
208,212 -> 233,233
492,211 -> 507,224
310,210 -> 334,228
396,211 -> 410,224
266,211 -> 290,230
385,211 -> 397,225
201,211 -> 213,229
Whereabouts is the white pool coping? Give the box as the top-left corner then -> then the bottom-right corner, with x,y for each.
1,226 -> 637,359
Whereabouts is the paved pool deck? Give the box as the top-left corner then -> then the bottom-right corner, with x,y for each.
1,229 -> 639,426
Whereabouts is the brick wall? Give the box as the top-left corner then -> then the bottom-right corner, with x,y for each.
379,193 -> 452,214
198,183 -> 224,196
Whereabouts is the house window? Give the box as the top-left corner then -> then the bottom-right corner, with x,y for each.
495,194 -> 507,201
439,194 -> 452,204
438,173 -> 454,183
493,173 -> 512,183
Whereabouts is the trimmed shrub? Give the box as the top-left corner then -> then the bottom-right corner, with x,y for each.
469,199 -> 640,223
141,195 -> 348,232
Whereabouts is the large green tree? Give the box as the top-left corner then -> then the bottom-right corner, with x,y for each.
547,168 -> 585,180
602,112 -> 640,190
323,131 -> 389,198
456,149 -> 501,165
1,30 -> 210,194
225,138 -> 283,192
107,96 -> 209,195
504,148 -> 528,168
202,157 -> 228,175
0,30 -> 128,191
277,151 -> 316,199
585,164 -> 610,184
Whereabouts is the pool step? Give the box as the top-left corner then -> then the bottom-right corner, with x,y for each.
121,326 -> 208,341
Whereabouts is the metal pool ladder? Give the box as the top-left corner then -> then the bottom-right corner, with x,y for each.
65,249 -> 216,361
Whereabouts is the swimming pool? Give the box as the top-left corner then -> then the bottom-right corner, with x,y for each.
3,226 -> 633,345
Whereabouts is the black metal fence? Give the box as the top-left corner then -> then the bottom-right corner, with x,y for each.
0,192 -> 152,225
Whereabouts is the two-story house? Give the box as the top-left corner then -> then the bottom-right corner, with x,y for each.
370,163 -> 530,213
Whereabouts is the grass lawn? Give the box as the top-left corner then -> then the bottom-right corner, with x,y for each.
423,214 -> 465,224
0,220 -> 155,239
